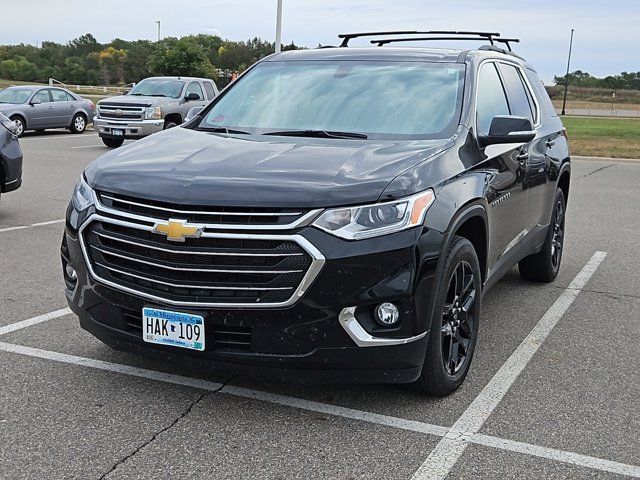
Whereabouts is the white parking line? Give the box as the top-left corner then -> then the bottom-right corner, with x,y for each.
0,219 -> 64,234
0,332 -> 638,478
0,307 -> 70,337
472,433 -> 640,478
20,133 -> 98,141
411,251 -> 607,480
222,384 -> 449,437
0,342 -> 224,391
70,144 -> 104,149
0,251 -> 631,478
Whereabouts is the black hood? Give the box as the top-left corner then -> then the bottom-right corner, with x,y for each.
86,127 -> 453,208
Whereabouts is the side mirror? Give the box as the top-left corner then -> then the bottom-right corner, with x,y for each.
30,98 -> 41,106
184,106 -> 203,123
479,115 -> 536,147
185,92 -> 201,101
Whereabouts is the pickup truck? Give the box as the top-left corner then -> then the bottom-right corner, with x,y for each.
93,76 -> 218,147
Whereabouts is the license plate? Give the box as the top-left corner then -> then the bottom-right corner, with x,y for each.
142,307 -> 205,351
112,128 -> 124,136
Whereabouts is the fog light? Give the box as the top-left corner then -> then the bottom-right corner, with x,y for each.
65,264 -> 77,280
375,302 -> 400,326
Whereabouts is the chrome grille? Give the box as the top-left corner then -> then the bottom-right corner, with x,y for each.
97,192 -> 316,229
97,104 -> 145,121
79,211 -> 325,308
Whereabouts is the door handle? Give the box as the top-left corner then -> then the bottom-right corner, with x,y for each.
546,139 -> 556,148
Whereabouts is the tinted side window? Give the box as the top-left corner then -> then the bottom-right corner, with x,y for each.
66,91 -> 76,101
50,89 -> 69,102
524,68 -> 558,119
476,63 -> 510,135
203,82 -> 215,100
498,64 -> 534,122
186,82 -> 204,100
33,90 -> 51,103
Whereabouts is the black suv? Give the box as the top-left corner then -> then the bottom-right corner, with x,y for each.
61,32 -> 570,396
0,113 -> 23,201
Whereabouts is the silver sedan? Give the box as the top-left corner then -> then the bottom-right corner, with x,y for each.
0,85 -> 95,137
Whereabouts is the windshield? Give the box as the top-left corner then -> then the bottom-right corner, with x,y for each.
128,79 -> 185,99
198,61 -> 465,139
0,88 -> 32,104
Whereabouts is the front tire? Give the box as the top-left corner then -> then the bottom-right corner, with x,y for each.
102,137 -> 124,148
10,116 -> 25,137
411,236 -> 482,396
70,113 -> 87,134
518,188 -> 566,283
163,120 -> 178,130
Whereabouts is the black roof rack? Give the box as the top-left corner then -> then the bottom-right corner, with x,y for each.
370,35 -> 520,51
338,30 -> 501,47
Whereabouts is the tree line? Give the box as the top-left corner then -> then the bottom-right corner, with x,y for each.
3,34 -> 638,91
0,34 -> 302,87
555,70 -> 640,90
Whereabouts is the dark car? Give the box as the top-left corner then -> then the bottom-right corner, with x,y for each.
0,112 -> 23,200
0,85 -> 94,137
61,31 -> 570,396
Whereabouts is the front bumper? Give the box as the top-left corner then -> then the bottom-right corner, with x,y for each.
1,133 -> 23,193
93,117 -> 164,139
62,208 -> 445,385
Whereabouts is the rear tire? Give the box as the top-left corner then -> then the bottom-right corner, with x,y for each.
410,236 -> 482,396
10,116 -> 25,137
518,188 -> 566,283
102,137 -> 124,148
70,113 -> 87,134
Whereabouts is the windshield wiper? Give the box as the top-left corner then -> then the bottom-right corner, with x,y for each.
198,126 -> 251,135
264,129 -> 368,139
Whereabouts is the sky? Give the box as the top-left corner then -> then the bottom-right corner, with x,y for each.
1,0 -> 639,84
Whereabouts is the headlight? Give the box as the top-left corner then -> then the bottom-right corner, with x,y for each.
145,106 -> 162,120
0,113 -> 18,136
313,190 -> 435,240
72,175 -> 95,211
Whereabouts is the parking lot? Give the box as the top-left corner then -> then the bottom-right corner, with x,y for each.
1,130 -> 639,479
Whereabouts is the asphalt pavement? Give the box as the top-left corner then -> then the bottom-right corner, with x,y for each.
0,129 -> 638,479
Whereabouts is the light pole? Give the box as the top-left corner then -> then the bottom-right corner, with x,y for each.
561,28 -> 574,116
275,0 -> 283,53
155,20 -> 161,42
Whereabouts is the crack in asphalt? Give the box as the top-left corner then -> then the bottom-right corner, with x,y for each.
577,163 -> 616,178
98,376 -> 235,479
550,284 -> 640,301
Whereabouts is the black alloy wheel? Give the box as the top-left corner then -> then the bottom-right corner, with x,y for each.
518,188 -> 566,282
441,260 -> 477,375
550,198 -> 565,269
410,236 -> 482,396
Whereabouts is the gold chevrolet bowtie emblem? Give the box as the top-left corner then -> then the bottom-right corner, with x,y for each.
152,219 -> 204,242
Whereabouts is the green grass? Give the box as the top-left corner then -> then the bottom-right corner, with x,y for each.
562,116 -> 640,159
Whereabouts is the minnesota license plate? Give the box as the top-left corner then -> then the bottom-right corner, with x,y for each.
112,128 -> 124,136
142,307 -> 205,351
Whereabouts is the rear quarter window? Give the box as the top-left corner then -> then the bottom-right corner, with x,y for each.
203,82 -> 216,100
524,68 -> 558,119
